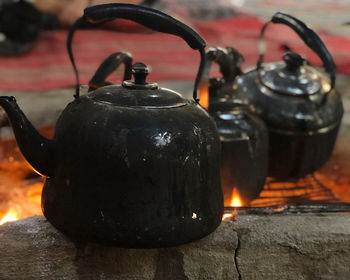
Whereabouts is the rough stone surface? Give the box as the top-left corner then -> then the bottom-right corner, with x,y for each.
233,214 -> 350,280
1,214 -> 350,280
0,216 -> 238,280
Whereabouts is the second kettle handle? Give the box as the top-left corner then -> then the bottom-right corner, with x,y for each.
67,3 -> 206,101
257,12 -> 336,93
88,51 -> 133,92
203,47 -> 244,83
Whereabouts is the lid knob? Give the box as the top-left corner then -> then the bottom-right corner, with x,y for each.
122,62 -> 158,89
283,51 -> 304,72
132,62 -> 149,85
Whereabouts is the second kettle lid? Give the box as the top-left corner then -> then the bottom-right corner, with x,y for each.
259,52 -> 330,96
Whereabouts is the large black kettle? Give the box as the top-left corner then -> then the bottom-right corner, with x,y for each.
0,4 -> 223,248
200,47 -> 268,206
235,12 -> 343,179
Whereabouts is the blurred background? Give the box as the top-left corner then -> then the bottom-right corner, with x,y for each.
1,0 -> 350,92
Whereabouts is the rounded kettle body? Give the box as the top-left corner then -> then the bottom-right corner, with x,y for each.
236,69 -> 342,178
40,3 -> 223,247
235,13 -> 343,179
42,88 -> 222,247
200,47 -> 268,206
214,108 -> 268,206
0,4 -> 223,247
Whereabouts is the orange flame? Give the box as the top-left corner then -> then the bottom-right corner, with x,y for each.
0,208 -> 19,225
222,188 -> 242,220
230,188 -> 242,207
198,80 -> 210,109
222,213 -> 234,220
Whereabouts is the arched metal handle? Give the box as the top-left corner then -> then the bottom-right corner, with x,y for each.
88,52 -> 133,92
199,47 -> 244,109
67,3 -> 206,101
204,47 -> 244,83
257,12 -> 336,93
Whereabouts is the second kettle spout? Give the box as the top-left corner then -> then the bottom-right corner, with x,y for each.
0,96 -> 55,177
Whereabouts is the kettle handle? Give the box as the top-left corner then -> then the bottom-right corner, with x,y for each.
203,47 -> 244,83
257,12 -> 336,94
67,3 -> 206,101
199,47 -> 244,109
88,51 -> 133,92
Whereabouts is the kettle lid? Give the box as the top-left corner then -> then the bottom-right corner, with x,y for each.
256,12 -> 336,98
90,63 -> 187,108
259,52 -> 330,96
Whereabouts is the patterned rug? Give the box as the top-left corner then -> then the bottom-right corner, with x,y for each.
0,16 -> 349,91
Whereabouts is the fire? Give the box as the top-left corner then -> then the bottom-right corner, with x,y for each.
199,80 -> 210,109
222,213 -> 234,220
0,160 -> 44,227
0,208 -> 19,225
222,188 -> 242,220
230,188 -> 242,207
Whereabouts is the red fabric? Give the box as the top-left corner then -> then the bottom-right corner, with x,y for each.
0,16 -> 350,91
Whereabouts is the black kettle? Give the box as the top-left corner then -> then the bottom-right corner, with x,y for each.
0,4 -> 223,248
200,47 -> 268,206
234,12 -> 343,179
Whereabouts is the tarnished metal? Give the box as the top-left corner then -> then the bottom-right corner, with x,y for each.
0,4 -> 223,248
201,47 -> 268,206
235,12 -> 343,178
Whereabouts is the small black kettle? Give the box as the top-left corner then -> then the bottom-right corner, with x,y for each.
234,12 -> 343,179
200,47 -> 268,206
0,4 -> 223,247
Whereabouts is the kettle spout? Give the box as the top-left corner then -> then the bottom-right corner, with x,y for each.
0,96 -> 55,177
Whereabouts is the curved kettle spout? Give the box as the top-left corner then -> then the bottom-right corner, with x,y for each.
0,96 -> 55,177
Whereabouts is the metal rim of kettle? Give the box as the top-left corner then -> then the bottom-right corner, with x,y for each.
66,3 -> 206,102
256,12 -> 336,100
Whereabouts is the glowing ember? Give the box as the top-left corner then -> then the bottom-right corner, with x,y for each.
0,161 -> 44,226
249,176 -> 341,207
222,209 -> 238,221
222,213 -> 233,220
0,208 -> 19,225
0,126 -> 53,226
